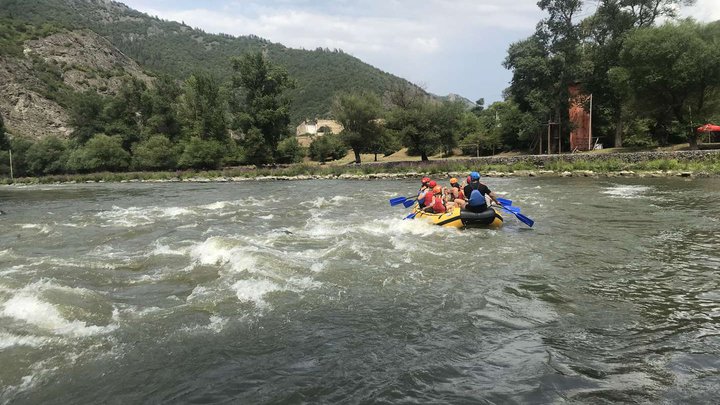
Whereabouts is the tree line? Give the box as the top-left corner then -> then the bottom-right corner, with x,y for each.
504,0 -> 720,150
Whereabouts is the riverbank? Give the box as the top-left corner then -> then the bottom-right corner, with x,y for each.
3,150 -> 720,185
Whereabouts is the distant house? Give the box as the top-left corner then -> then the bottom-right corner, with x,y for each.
295,119 -> 343,147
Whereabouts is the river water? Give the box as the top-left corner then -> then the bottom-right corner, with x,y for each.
0,177 -> 719,404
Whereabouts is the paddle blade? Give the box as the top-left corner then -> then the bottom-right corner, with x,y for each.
515,212 -> 534,227
403,212 -> 417,220
497,197 -> 512,206
389,196 -> 407,206
403,199 -> 416,208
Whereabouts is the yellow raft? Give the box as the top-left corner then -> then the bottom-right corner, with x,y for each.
412,206 -> 503,229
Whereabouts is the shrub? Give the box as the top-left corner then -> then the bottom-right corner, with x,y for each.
66,134 -> 130,173
276,137 -> 306,164
308,134 -> 347,162
131,134 -> 178,170
25,136 -> 69,175
177,137 -> 225,169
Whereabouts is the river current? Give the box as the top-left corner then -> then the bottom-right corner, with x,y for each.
1,177 -> 719,404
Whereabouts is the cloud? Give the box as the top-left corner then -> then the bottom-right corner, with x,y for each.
120,0 -> 543,100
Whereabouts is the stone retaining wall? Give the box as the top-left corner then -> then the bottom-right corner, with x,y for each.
367,150 -> 720,170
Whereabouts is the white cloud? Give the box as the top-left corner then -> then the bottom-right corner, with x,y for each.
681,0 -> 720,21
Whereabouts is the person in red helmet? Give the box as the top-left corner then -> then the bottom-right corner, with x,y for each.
423,185 -> 446,213
417,177 -> 432,208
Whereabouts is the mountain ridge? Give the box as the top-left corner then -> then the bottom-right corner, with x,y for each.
1,0 -> 445,125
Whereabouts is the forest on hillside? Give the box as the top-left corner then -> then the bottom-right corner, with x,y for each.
0,0 -> 417,124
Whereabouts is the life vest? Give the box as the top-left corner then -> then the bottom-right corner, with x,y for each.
431,195 -> 446,213
467,181 -> 486,207
423,192 -> 434,207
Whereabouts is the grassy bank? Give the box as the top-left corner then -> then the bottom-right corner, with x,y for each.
2,155 -> 720,185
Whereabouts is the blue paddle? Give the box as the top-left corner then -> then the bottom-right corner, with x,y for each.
403,198 -> 418,208
500,204 -> 534,227
403,212 -> 417,220
497,197 -> 512,206
389,196 -> 409,206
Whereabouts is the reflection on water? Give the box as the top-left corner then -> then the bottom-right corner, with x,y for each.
0,178 -> 719,403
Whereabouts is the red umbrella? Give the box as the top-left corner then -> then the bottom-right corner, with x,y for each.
697,124 -> 720,132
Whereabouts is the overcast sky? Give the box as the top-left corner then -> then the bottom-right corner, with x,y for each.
120,0 -> 720,104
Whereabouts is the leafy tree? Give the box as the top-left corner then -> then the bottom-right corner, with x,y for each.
275,137 -> 305,164
0,137 -> 33,177
143,75 -> 182,140
131,134 -> 178,170
66,134 -> 130,172
385,85 -> 439,161
177,136 -> 226,169
69,90 -> 107,144
308,134 -> 348,162
581,0 -> 696,147
613,21 -> 720,148
178,72 -> 228,142
433,101 -> 465,156
232,51 -> 294,164
24,136 -> 68,175
333,91 -> 383,163
103,77 -> 150,149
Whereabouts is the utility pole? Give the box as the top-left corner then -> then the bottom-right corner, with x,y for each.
9,149 -> 13,181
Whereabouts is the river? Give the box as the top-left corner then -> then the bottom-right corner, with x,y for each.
1,177 -> 719,404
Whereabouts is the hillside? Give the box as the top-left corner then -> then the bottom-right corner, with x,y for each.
0,18 -> 153,139
0,0 -> 423,126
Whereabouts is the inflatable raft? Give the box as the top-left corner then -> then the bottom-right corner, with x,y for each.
412,206 -> 503,229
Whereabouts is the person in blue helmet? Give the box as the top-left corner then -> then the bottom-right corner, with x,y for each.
463,171 -> 499,213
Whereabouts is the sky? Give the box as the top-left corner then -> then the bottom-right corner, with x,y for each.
120,0 -> 720,105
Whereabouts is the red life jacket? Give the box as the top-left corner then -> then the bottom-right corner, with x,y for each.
432,195 -> 446,213
423,192 -> 434,207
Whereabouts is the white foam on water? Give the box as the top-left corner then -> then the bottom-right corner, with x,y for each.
96,205 -> 193,227
231,278 -> 283,309
2,295 -> 116,337
302,195 -> 353,209
1,281 -> 117,338
258,214 -> 274,220
0,332 -> 51,349
603,184 -> 653,199
19,224 -> 52,235
150,240 -> 187,256
188,237 -> 259,275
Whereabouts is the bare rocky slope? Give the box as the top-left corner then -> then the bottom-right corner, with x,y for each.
0,29 -> 153,139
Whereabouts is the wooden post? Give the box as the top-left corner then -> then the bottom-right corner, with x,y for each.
547,120 -> 551,154
9,149 -> 13,181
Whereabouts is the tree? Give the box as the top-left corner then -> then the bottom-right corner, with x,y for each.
385,85 -> 439,161
66,134 -> 131,172
332,91 -> 383,164
276,136 -> 305,164
177,136 -> 226,169
177,72 -> 228,142
308,133 -> 347,162
24,136 -> 68,175
69,90 -> 107,144
613,21 -> 720,148
143,75 -> 182,141
433,101 -> 465,157
131,134 -> 178,170
0,111 -> 9,150
581,0 -> 696,147
232,51 -> 294,164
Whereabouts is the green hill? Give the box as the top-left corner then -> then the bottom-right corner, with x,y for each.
0,0 -> 420,124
